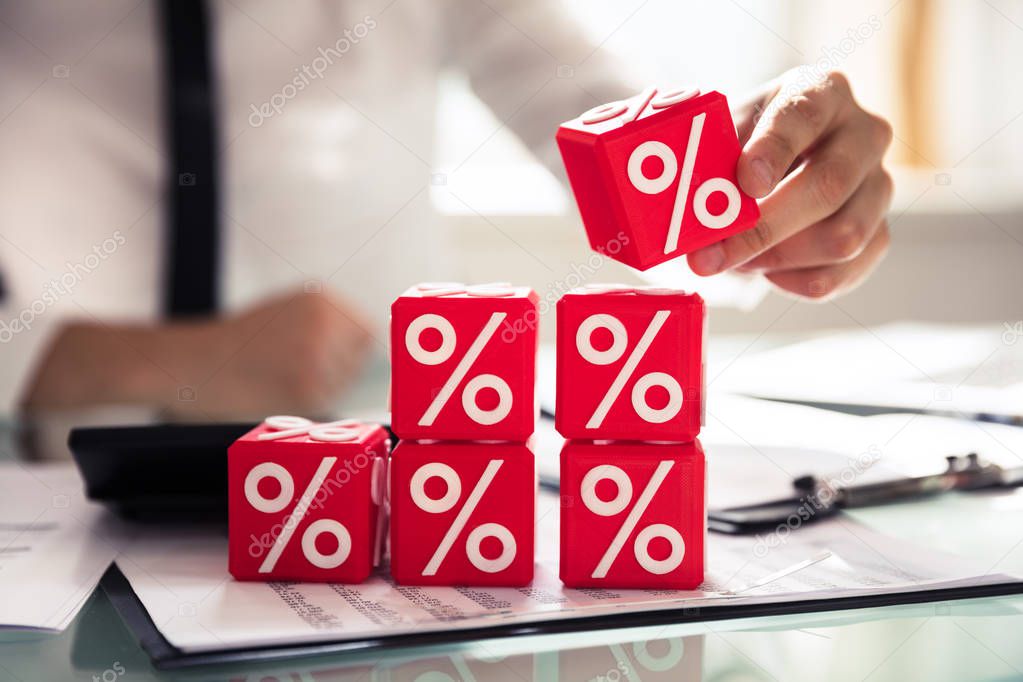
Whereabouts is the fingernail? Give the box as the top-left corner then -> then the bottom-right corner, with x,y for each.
690,244 -> 725,275
751,158 -> 774,196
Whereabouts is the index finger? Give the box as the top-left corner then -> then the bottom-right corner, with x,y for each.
737,73 -> 850,198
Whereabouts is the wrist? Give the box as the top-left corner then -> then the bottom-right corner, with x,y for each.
126,318 -> 229,410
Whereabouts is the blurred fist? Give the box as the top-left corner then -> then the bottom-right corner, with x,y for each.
185,290 -> 375,417
688,69 -> 894,300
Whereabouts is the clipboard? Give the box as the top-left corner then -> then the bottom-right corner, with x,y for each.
100,564 -> 1023,670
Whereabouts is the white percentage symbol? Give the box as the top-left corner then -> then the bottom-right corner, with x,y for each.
582,461 -> 684,578
579,86 -> 699,126
411,460 -> 516,576
246,416 -> 367,573
416,281 -> 516,298
580,86 -> 742,254
245,458 -> 349,574
577,311 -> 683,428
405,311 -> 512,427
630,113 -> 743,254
257,415 -> 362,442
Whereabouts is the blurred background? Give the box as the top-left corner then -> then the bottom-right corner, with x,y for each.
437,0 -> 1023,333
3,0 -> 1023,425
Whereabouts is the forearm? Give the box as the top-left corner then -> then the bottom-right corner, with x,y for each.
20,320 -> 219,412
19,289 -> 375,418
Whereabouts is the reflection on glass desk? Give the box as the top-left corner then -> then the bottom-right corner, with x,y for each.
3,587 -> 1023,681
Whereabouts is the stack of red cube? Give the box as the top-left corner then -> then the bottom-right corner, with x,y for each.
552,85 -> 756,589
226,84 -> 747,588
555,286 -> 706,589
388,283 -> 539,586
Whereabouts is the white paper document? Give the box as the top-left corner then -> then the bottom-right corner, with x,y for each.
0,463 -> 128,631
712,322 -> 1023,419
116,490 -> 1019,655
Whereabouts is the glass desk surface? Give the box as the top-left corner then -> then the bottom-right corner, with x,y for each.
3,581 -> 1023,681
3,345 -> 1023,682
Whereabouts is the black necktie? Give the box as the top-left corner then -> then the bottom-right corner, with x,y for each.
159,0 -> 221,318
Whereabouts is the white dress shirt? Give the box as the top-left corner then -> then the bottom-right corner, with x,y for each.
0,0 -> 634,413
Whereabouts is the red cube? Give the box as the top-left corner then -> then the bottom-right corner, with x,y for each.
389,440 -> 535,586
390,283 -> 539,442
556,286 -> 704,441
228,416 -> 390,583
560,440 -> 705,589
556,87 -> 759,271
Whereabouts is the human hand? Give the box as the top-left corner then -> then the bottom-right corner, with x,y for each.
687,70 -> 894,300
189,290 -> 376,417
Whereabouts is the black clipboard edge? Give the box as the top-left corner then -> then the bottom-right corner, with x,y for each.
101,564 -> 1023,671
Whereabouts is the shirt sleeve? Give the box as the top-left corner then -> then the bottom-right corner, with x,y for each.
444,0 -> 638,179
